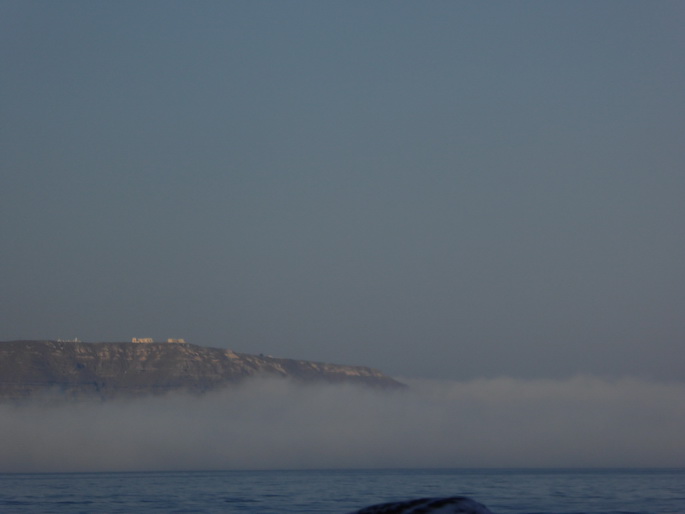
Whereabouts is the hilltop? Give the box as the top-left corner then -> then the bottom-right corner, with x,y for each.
0,340 -> 405,401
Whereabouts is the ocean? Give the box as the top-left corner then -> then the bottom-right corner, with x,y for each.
0,468 -> 682,513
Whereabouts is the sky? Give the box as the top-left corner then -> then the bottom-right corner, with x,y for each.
2,1 -> 684,382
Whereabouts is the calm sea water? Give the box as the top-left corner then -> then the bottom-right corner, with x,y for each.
0,468 -> 682,513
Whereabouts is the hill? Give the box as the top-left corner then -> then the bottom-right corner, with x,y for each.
0,340 -> 405,401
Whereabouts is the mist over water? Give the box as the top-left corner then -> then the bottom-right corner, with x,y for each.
2,377 -> 683,473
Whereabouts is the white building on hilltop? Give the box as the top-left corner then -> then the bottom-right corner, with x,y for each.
131,338 -> 187,343
131,337 -> 154,343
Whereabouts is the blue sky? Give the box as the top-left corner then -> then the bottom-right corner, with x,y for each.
2,1 -> 684,380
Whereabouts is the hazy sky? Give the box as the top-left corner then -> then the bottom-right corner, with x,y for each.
2,1 -> 684,381
3,377 -> 684,472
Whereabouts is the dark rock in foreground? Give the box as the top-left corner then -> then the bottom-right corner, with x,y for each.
351,496 -> 493,514
0,340 -> 405,401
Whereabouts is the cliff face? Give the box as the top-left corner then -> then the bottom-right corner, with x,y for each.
0,341 -> 404,400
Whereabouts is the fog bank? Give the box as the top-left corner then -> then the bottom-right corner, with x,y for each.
2,376 -> 683,472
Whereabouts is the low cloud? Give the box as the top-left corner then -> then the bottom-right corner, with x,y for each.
1,376 -> 684,472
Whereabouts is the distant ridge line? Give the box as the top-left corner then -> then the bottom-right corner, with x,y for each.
0,340 -> 406,401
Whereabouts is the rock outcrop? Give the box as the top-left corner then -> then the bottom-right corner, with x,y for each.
0,340 -> 405,401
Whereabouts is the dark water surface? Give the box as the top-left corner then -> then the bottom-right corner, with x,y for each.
0,468 -> 682,513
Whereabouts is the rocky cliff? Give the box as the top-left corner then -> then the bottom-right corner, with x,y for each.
0,340 -> 405,401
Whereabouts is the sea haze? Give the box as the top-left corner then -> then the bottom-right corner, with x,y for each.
1,376 -> 683,473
